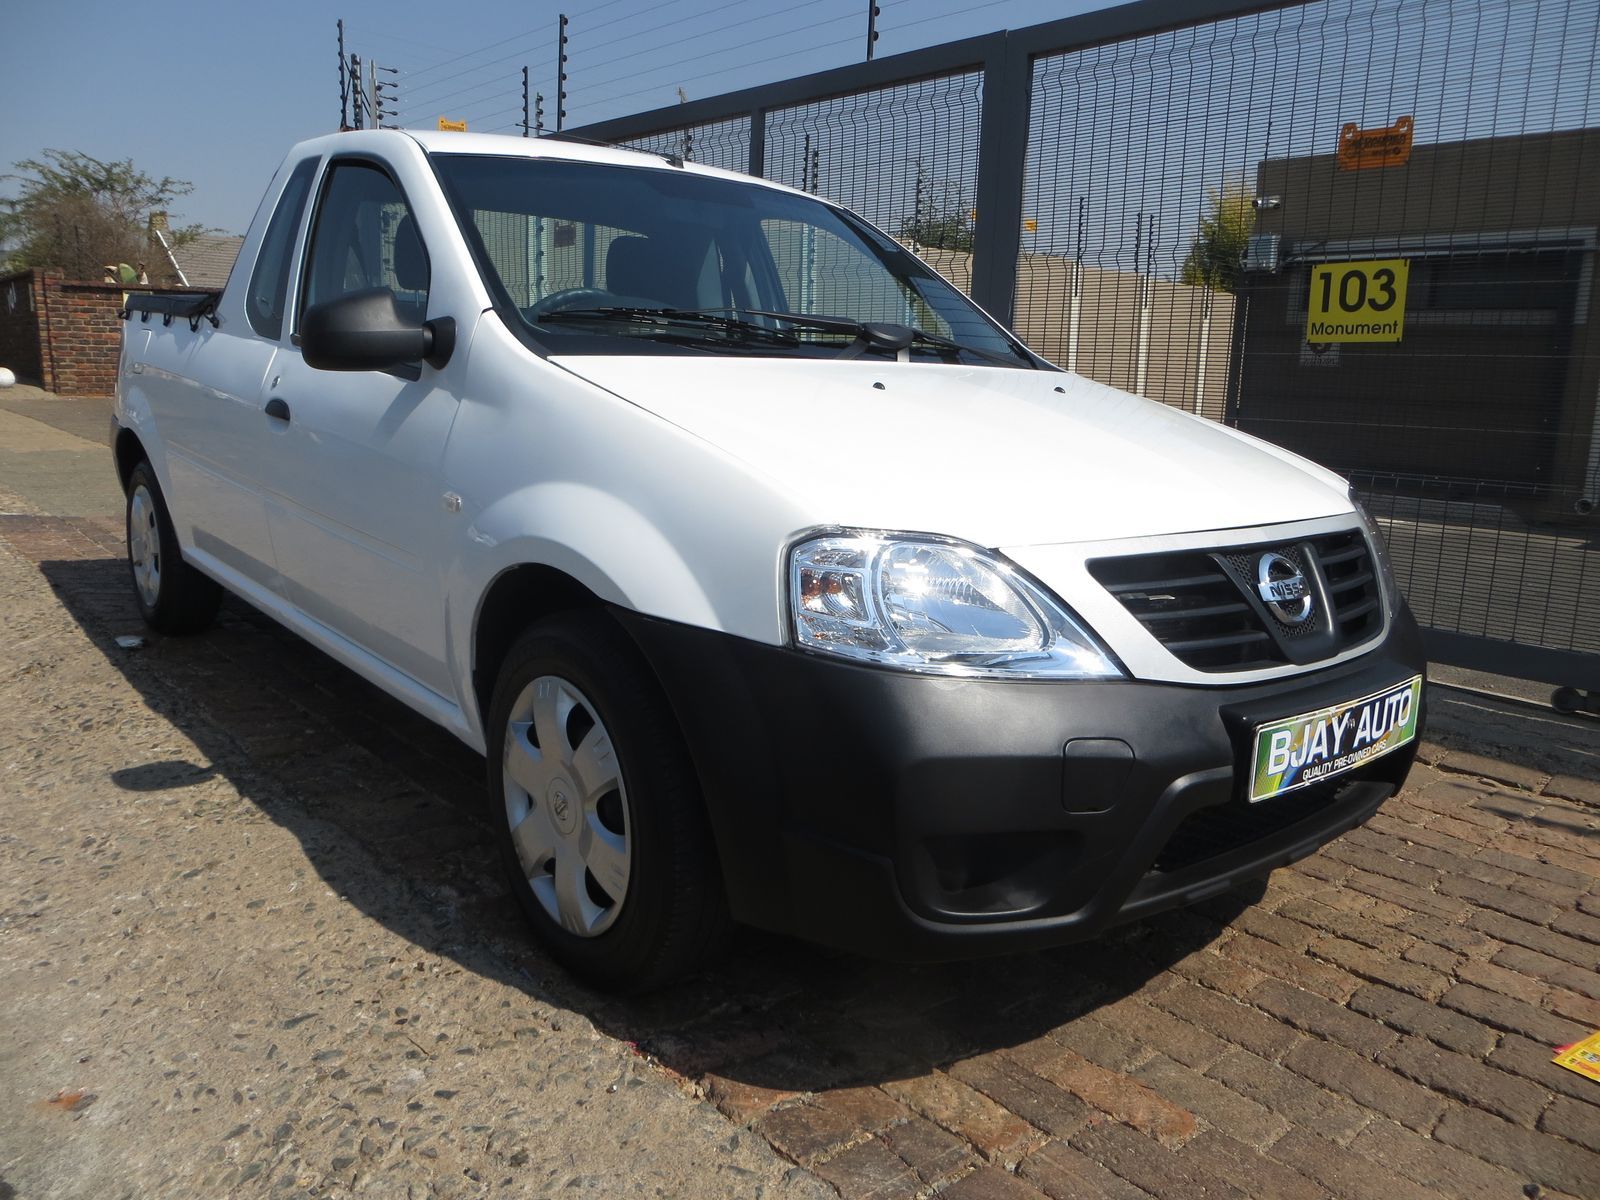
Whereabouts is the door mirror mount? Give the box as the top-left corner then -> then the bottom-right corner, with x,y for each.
300,287 -> 453,372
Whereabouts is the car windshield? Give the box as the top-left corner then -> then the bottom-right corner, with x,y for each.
429,151 -> 1035,368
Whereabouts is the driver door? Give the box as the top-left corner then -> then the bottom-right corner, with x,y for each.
257,156 -> 461,696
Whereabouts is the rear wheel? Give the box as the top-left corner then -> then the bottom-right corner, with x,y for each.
125,462 -> 223,634
486,612 -> 729,991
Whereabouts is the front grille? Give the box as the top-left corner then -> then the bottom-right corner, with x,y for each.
1091,550 -> 1275,670
1089,529 -> 1384,672
1314,529 -> 1385,645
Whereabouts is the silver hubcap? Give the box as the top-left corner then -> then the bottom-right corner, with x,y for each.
503,675 -> 630,937
128,485 -> 161,607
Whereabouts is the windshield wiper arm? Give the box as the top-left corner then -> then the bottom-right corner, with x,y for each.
535,306 -> 798,346
730,309 -> 1023,366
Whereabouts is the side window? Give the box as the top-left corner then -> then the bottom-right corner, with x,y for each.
301,161 -> 429,326
246,158 -> 318,339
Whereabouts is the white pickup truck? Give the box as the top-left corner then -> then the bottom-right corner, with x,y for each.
114,129 -> 1423,989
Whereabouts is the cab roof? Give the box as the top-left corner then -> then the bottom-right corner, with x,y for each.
286,127 -> 806,200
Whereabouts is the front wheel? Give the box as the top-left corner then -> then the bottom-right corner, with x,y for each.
125,462 -> 223,634
486,612 -> 729,991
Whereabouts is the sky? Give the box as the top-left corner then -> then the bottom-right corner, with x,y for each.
0,0 -> 1107,235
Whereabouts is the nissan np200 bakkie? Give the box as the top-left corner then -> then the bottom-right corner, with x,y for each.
113,130 -> 1424,989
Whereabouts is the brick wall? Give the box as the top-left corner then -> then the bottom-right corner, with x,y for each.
0,269 -> 197,397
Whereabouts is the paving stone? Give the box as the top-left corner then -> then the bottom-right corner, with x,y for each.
1280,1037 -> 1447,1133
1086,996 -> 1230,1072
1176,1130 -> 1324,1200
1487,1033 -> 1600,1107
1468,910 -> 1597,968
1007,1040 -> 1195,1149
881,1071 -> 1040,1167
1394,912 -> 1498,958
1147,978 -> 1298,1060
877,1114 -> 971,1183
1453,957 -> 1552,1005
814,1086 -> 911,1135
1376,1035 -> 1549,1126
1248,978 -> 1397,1056
1277,895 -> 1413,954
1437,873 -> 1565,925
1434,751 -> 1547,792
1549,988 -> 1600,1029
1267,1128 -> 1452,1200
1049,1015 -> 1151,1072
1436,982 -> 1591,1048
1203,1048 -> 1369,1144
755,1103 -> 863,1167
1067,1120 -> 1246,1200
1401,940 -> 1464,974
948,1053 -> 1093,1140
1543,774 -> 1600,807
1347,982 -> 1501,1055
1221,933 -> 1362,1002
1321,837 -> 1444,889
1343,868 -> 1473,922
1162,947 -> 1268,1000
1488,945 -> 1600,1000
1433,1104 -> 1600,1198
1553,908 -> 1600,946
1350,1118 -> 1530,1200
704,1071 -> 801,1125
810,1138 -> 921,1200
1131,1053 -> 1290,1148
1308,934 -> 1449,1000
939,1165 -> 1052,1200
1540,1096 -> 1600,1154
1015,1139 -> 1152,1200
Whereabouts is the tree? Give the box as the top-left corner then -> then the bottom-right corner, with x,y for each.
900,175 -> 974,253
0,149 -> 204,278
1180,184 -> 1255,293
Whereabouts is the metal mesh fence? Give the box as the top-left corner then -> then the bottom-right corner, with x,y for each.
764,72 -> 984,294
622,115 -> 750,173
1022,0 -> 1600,675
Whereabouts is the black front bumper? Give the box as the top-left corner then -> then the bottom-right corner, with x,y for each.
614,607 -> 1425,960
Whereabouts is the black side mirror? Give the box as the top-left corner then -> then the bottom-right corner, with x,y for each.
300,287 -> 454,372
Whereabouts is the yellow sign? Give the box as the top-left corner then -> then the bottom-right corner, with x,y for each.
1306,259 -> 1409,343
1553,1030 -> 1600,1083
438,118 -> 468,132
1337,116 -> 1414,170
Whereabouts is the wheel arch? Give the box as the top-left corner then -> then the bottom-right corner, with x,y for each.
113,426 -> 148,493
471,563 -> 624,732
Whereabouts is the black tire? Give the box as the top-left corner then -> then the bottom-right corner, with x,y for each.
486,611 -> 730,991
125,461 -> 223,635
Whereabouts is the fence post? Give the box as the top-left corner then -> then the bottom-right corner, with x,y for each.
970,33 -> 1030,326
747,107 -> 766,177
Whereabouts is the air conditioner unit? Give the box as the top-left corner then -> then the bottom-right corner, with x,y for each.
1243,234 -> 1281,274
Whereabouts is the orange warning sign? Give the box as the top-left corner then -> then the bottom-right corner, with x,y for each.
1337,116 -> 1414,171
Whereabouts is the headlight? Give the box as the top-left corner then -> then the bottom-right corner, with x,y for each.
788,531 -> 1122,679
1349,487 -> 1402,612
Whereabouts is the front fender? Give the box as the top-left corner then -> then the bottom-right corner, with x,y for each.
444,481 -> 722,736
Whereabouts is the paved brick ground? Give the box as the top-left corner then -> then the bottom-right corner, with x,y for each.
4,511 -> 1598,1200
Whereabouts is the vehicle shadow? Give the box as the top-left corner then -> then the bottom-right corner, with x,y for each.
36,552 -> 1246,1098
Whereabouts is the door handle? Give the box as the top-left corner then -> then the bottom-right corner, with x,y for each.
264,397 -> 291,422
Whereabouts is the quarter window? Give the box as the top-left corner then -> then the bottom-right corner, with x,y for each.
246,158 -> 318,339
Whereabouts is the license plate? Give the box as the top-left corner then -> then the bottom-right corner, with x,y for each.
1249,675 -> 1422,803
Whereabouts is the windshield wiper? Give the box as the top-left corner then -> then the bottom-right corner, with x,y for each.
728,308 -> 1025,366
535,306 -> 799,347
